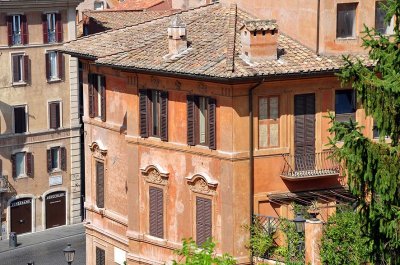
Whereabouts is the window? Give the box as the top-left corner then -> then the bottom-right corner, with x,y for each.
149,186 -> 164,238
88,74 -> 106,121
12,54 -> 29,84
96,161 -> 105,208
46,51 -> 64,81
196,197 -> 212,246
11,152 -> 33,178
49,102 -> 61,129
259,96 -> 279,148
42,13 -> 62,43
94,1 -> 105,10
337,3 -> 357,38
139,89 -> 168,140
95,247 -> 105,265
187,95 -> 216,149
6,15 -> 28,46
47,146 -> 66,172
14,106 -> 27,133
375,1 -> 395,35
335,90 -> 356,123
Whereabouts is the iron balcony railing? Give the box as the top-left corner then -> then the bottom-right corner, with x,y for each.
0,175 -> 10,193
281,150 -> 340,179
253,214 -> 281,235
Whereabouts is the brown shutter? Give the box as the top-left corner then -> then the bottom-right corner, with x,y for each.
96,161 -> 105,208
12,55 -> 19,83
196,197 -> 212,246
208,98 -> 216,150
49,103 -> 57,129
23,55 -> 29,83
21,15 -> 28,45
187,95 -> 195,146
45,53 -> 50,81
58,52 -> 64,80
26,152 -> 33,177
100,76 -> 106,122
7,16 -> 13,46
149,187 -> 163,238
60,147 -> 67,171
93,75 -> 99,117
47,149 -> 52,172
95,247 -> 105,265
88,74 -> 95,118
160,91 -> 168,141
11,154 -> 16,178
56,13 -> 63,43
139,89 -> 149,138
42,14 -> 48,44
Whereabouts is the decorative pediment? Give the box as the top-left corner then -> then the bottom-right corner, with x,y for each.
89,141 -> 107,159
186,173 -> 218,195
141,165 -> 169,185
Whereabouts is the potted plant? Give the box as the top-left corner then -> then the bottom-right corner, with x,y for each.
307,201 -> 320,220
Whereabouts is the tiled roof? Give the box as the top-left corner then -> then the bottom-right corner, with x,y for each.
83,9 -> 178,30
242,20 -> 278,31
63,3 -> 372,79
113,0 -> 166,10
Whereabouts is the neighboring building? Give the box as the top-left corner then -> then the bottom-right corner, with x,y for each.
61,1 -> 381,263
112,0 -> 172,11
0,0 -> 83,239
77,0 -> 119,21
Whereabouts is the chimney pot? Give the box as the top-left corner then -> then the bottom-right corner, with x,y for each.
167,15 -> 188,55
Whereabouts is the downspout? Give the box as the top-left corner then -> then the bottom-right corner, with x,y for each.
248,79 -> 265,265
316,0 -> 321,55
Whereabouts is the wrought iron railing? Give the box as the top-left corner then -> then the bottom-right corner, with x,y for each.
253,214 -> 281,235
281,150 -> 340,179
0,175 -> 10,193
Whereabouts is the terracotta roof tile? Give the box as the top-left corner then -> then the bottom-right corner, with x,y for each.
63,3 -> 373,79
113,0 -> 165,10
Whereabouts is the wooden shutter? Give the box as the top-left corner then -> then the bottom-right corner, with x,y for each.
23,55 -> 29,83
88,74 -> 95,118
187,95 -> 195,146
21,15 -> 28,45
55,13 -> 63,43
100,76 -> 106,122
7,16 -> 13,46
196,197 -> 212,246
45,53 -> 50,80
96,161 -> 105,208
93,75 -> 99,117
58,52 -> 64,80
149,187 -> 164,238
26,152 -> 33,177
49,103 -> 57,129
139,89 -> 149,138
47,149 -> 52,172
95,247 -> 105,265
160,91 -> 168,141
42,14 -> 48,44
60,147 -> 67,171
208,98 -> 216,150
11,154 -> 16,178
12,55 -> 20,83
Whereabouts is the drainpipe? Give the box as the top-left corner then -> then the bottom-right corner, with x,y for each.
316,0 -> 321,55
248,79 -> 264,265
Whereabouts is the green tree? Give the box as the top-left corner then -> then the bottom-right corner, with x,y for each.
320,209 -> 371,265
172,238 -> 236,265
330,0 -> 400,263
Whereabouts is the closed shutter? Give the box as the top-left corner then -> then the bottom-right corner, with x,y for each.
187,95 -> 195,146
149,187 -> 163,238
60,147 -> 67,171
196,197 -> 212,246
23,55 -> 29,83
11,154 -> 16,178
55,13 -> 63,43
88,74 -> 95,118
58,53 -> 64,80
160,91 -> 168,141
96,161 -> 104,208
139,89 -> 149,138
21,15 -> 28,45
95,247 -> 105,265
49,102 -> 59,129
47,149 -> 52,172
45,53 -> 50,80
42,14 -> 48,44
100,76 -> 106,122
7,16 -> 12,46
208,98 -> 216,150
12,56 -> 20,83
26,152 -> 33,177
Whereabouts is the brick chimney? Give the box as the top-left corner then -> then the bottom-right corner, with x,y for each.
240,20 -> 279,62
167,15 -> 187,55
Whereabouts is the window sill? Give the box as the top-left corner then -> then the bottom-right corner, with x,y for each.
12,81 -> 27,87
48,127 -> 62,131
47,78 -> 62,83
14,174 -> 29,180
254,147 -> 289,157
335,37 -> 357,42
49,169 -> 62,174
143,234 -> 167,245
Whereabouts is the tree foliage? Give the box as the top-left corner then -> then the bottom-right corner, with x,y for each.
331,0 -> 400,263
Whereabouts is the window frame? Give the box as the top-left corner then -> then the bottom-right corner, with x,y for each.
335,89 -> 356,123
50,146 -> 61,171
336,3 -> 358,39
13,105 -> 28,134
94,1 -> 105,10
95,160 -> 105,209
47,13 -> 56,43
258,96 -> 280,149
88,73 -> 106,121
15,151 -> 26,178
375,1 -> 395,35
48,101 -> 62,129
11,53 -> 28,85
12,15 -> 22,45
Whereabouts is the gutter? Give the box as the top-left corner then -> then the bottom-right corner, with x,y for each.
316,0 -> 321,55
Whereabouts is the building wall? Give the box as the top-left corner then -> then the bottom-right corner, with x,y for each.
0,2 -> 82,238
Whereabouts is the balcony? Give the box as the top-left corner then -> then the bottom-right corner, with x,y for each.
281,150 -> 340,180
0,175 -> 11,193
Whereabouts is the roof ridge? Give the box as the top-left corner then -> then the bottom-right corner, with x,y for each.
225,3 -> 237,73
